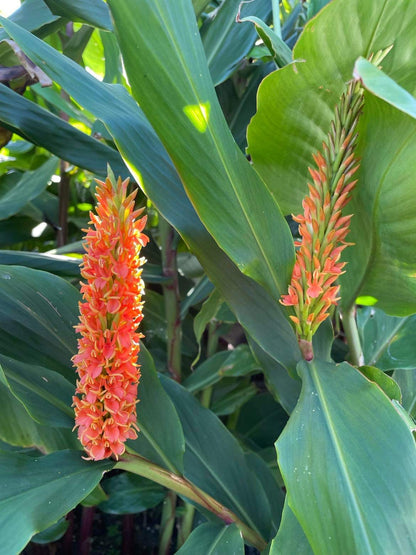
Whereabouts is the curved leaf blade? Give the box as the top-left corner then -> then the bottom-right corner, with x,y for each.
176,522 -> 244,555
276,359 -> 416,554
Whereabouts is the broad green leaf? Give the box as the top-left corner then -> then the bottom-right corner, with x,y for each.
201,0 -> 272,85
43,0 -> 112,30
358,365 -> 401,401
0,84 -> 129,179
108,0 -> 294,302
0,156 -> 57,220
161,375 -> 272,542
0,382 -> 79,452
358,306 -> 416,370
0,15 -> 301,374
0,265 -> 79,381
0,355 -> 74,428
31,518 -> 69,545
192,288 -> 223,359
100,473 -> 164,515
176,522 -> 244,555
211,381 -> 257,416
192,0 -> 210,17
184,345 -> 260,393
247,0 -> 416,315
0,0 -> 59,44
271,499 -> 313,554
276,359 -> 416,554
0,449 -> 113,555
307,0 -> 331,18
127,346 -> 184,474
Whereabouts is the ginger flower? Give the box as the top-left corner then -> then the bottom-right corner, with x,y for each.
72,172 -> 148,460
281,79 -> 364,360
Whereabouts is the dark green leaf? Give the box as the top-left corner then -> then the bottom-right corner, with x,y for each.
0,450 -> 113,555
176,522 -> 244,555
392,369 -> 416,418
161,375 -> 272,542
271,499 -> 313,554
100,473 -> 164,514
276,359 -> 416,553
0,265 -> 79,380
31,518 -> 69,544
43,0 -> 112,30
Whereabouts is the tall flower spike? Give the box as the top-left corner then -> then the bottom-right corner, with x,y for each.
281,79 -> 364,360
72,173 -> 149,460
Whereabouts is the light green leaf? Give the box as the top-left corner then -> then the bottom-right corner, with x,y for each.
392,369 -> 416,418
161,374 -> 272,542
0,449 -> 113,555
247,0 -> 416,315
127,346 -> 184,474
0,156 -> 57,220
108,0 -> 294,301
276,359 -> 416,554
176,522 -> 244,555
0,265 -> 79,381
271,499 -> 313,554
358,365 -> 401,401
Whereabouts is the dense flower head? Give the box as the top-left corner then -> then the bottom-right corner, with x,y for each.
281,79 -> 364,359
72,173 -> 148,460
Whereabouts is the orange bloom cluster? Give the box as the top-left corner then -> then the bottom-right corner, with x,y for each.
281,80 -> 364,359
72,173 -> 148,460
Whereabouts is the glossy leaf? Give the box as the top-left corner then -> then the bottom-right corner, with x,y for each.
358,306 -> 416,370
0,355 -> 74,428
247,0 -> 416,315
108,0 -> 294,302
31,518 -> 69,545
276,359 -> 416,554
358,365 -> 401,401
176,522 -> 244,555
392,369 -> 416,418
43,0 -> 112,30
0,449 -> 113,555
0,84 -> 129,179
100,473 -> 164,514
127,346 -> 184,474
0,0 -> 58,44
0,265 -> 79,381
0,15 -> 301,375
0,250 -> 81,277
0,156 -> 58,220
161,375 -> 272,542
201,0 -> 272,85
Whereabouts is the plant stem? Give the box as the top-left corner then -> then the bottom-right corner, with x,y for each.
342,305 -> 364,366
160,216 -> 182,381
176,502 -> 195,549
158,490 -> 177,555
116,453 -> 267,551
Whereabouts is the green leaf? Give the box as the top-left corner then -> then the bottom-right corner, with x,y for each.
31,518 -> 69,544
100,473 -> 164,515
201,0 -> 272,85
0,449 -> 113,555
0,355 -> 74,428
43,0 -> 112,30
184,345 -> 260,393
237,15 -> 292,67
307,0 -> 331,18
392,369 -> 416,418
176,522 -> 244,555
126,346 -> 184,474
108,0 -> 294,301
271,499 -> 313,554
0,156 -> 58,220
0,265 -> 79,381
247,0 -> 416,315
358,306 -> 416,370
358,365 -> 401,401
0,0 -> 59,44
0,84 -> 129,179
0,14 -> 301,375
211,381 -> 257,416
161,375 -> 272,542
0,382 -> 79,452
276,359 -> 416,554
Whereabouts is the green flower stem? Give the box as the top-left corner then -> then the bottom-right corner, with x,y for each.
116,453 -> 267,551
160,216 -> 182,382
342,305 -> 364,366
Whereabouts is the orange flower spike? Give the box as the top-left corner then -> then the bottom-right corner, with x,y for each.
280,78 -> 365,359
72,172 -> 148,461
